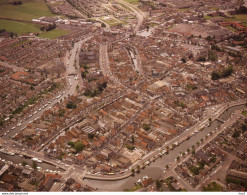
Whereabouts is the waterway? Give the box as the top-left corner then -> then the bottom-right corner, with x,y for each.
0,152 -> 63,172
84,103 -> 246,191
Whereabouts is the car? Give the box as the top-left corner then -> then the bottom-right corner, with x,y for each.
34,111 -> 37,114
39,108 -> 41,111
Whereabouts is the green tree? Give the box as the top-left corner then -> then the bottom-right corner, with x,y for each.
156,180 -> 162,189
142,123 -> 150,131
74,142 -> 85,153
137,165 -> 140,173
32,161 -> 37,170
88,133 -> 95,140
181,57 -> 186,63
131,135 -> 135,144
66,101 -> 77,109
0,119 -> 3,126
22,161 -> 27,166
211,71 -> 221,80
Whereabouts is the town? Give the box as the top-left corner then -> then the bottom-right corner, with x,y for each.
0,0 -> 247,192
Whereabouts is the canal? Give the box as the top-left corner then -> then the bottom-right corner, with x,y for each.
0,152 -> 64,172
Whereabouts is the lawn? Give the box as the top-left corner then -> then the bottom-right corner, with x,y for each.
204,15 -> 212,20
226,26 -> 237,32
202,182 -> 223,192
0,0 -> 56,21
38,29 -> 69,39
0,19 -> 40,35
124,0 -> 140,5
242,111 -> 247,117
178,8 -> 189,12
225,14 -> 247,26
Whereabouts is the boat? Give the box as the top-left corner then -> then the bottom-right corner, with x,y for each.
31,158 -> 42,163
0,148 -> 15,156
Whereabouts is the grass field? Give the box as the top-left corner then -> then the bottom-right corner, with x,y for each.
124,0 -> 139,5
225,14 -> 247,26
204,15 -> 212,20
0,0 -> 70,38
0,19 -> 40,35
178,8 -> 189,12
38,29 -> 69,39
0,0 -> 56,21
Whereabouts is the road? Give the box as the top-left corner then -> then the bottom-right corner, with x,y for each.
99,44 -> 124,87
116,0 -> 145,33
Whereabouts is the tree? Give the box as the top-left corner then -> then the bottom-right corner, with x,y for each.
66,101 -> 77,109
211,71 -> 220,80
88,133 -> 95,140
176,156 -> 180,161
131,168 -> 135,175
101,23 -> 106,27
192,150 -> 195,155
222,66 -> 233,78
208,50 -> 217,62
131,135 -> 135,144
32,161 -> 37,169
156,180 -> 162,189
137,165 -> 140,173
74,141 -> 85,153
142,123 -> 150,131
181,57 -> 186,63
166,165 -> 169,169
22,161 -> 27,166
198,56 -> 206,62
40,26 -> 45,32
0,119 -> 4,126
196,141 -> 200,145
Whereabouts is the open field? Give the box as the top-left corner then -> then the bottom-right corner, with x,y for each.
0,0 -> 56,21
0,19 -> 40,35
0,0 -> 69,38
123,0 -> 139,5
225,14 -> 247,26
38,29 -> 69,39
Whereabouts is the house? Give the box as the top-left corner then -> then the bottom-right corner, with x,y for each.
38,174 -> 61,191
227,169 -> 247,182
142,177 -> 154,187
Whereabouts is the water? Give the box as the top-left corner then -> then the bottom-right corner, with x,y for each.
0,152 -> 63,172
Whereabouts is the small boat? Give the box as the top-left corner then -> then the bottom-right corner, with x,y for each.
31,157 -> 42,163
